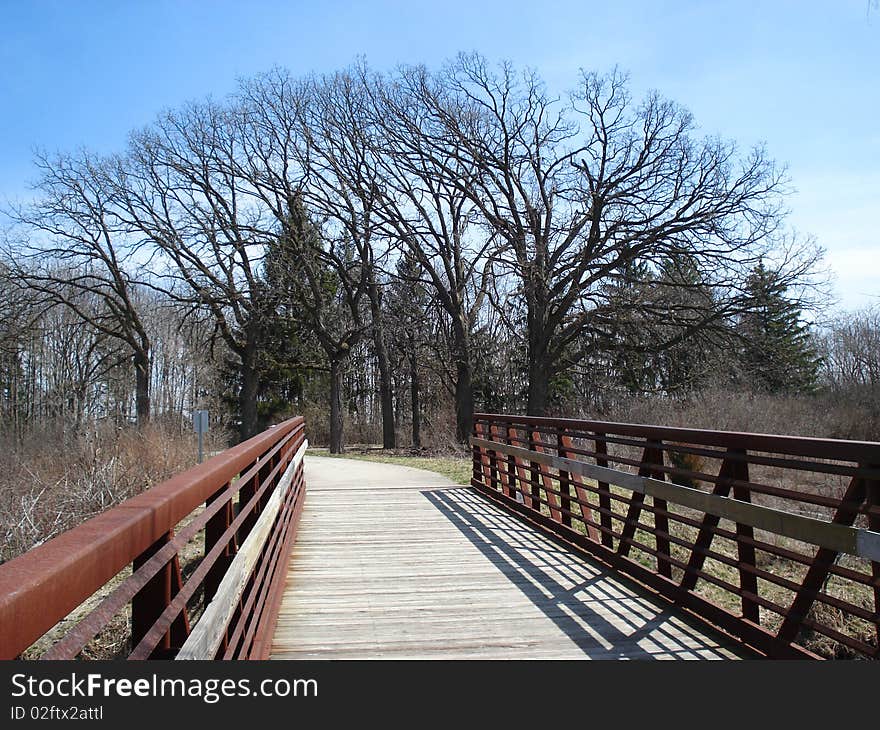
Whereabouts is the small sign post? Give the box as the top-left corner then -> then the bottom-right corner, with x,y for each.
192,410 -> 209,463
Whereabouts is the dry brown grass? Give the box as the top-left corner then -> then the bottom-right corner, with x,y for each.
1,421 -> 229,659
0,422 -> 227,564
592,387 -> 879,442
302,399 -> 465,453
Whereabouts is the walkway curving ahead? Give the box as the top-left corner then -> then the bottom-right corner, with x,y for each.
269,455 -> 749,660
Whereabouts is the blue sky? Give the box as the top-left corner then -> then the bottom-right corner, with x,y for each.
1,0 -> 877,311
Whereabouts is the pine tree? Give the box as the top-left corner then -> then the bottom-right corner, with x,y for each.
266,196 -> 366,453
605,259 -> 658,394
738,262 -> 820,394
652,253 -> 723,393
384,253 -> 431,447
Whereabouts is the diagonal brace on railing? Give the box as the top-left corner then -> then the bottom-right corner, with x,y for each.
681,449 -> 759,622
776,468 -> 874,647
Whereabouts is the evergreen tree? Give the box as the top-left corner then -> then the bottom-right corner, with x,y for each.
652,253 -> 724,393
603,259 -> 659,394
251,274 -> 318,431
738,262 -> 820,394
598,253 -> 733,395
267,196 -> 366,453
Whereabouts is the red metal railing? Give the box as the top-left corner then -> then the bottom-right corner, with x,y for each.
471,413 -> 880,659
0,417 -> 307,660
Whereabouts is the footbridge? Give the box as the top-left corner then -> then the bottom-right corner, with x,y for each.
1,414 -> 878,660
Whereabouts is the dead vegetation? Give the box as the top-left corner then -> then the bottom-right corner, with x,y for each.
0,422 -> 225,564
594,386 -> 880,443
1,422 -> 229,659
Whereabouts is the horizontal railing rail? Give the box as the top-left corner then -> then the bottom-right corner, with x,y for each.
0,417 -> 308,660
471,413 -> 880,660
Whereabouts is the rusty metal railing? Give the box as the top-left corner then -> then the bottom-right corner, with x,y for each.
0,417 -> 308,660
471,413 -> 880,659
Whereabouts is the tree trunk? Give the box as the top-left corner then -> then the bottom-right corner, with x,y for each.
134,350 -> 151,427
409,350 -> 421,448
374,335 -> 395,449
452,323 -> 474,443
379,366 -> 395,448
394,375 -> 403,430
329,356 -> 345,454
526,291 -> 551,416
239,341 -> 259,442
368,283 -> 396,449
526,358 -> 551,416
454,361 -> 474,443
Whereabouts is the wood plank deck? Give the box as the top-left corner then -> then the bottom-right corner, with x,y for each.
270,455 -> 750,660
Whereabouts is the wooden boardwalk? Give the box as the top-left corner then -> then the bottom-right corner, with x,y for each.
270,455 -> 749,660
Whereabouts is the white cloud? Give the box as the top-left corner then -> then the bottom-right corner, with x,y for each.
785,170 -> 879,311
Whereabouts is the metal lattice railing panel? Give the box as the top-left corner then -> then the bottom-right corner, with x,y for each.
471,413 -> 880,660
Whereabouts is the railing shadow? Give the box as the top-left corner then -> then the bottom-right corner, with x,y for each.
422,487 -> 742,660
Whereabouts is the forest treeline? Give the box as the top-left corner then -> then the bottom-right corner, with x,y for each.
1,54 -> 878,452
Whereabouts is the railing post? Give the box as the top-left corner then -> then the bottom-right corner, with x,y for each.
532,430 -> 562,521
527,430 -> 542,510
474,421 -> 493,489
472,423 -> 482,486
595,432 -> 613,548
237,447 -> 277,545
560,433 -> 600,542
204,482 -> 237,605
650,442 -> 673,579
488,424 -> 499,492
506,426 -> 526,504
557,430 -> 572,527
732,457 -> 759,623
490,423 -> 511,497
131,531 -> 190,658
865,467 -> 879,657
237,465 -> 259,545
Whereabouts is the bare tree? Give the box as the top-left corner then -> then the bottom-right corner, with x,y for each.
236,67 -> 396,448
5,151 -> 153,425
112,101 -> 283,440
820,306 -> 880,398
365,64 -> 496,441
432,56 -> 806,414
0,56 -> 831,450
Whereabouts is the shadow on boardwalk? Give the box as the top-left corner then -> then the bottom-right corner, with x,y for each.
423,487 -> 745,660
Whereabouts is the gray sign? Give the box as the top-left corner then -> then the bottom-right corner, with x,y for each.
192,410 -> 209,433
192,410 -> 209,462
